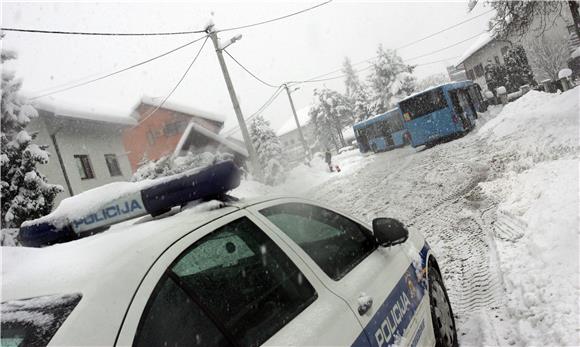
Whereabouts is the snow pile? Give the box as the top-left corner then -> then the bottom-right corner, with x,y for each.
474,88 -> 579,345
478,160 -> 579,345
479,88 -> 579,175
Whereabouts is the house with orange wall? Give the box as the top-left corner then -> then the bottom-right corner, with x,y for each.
123,97 -> 225,172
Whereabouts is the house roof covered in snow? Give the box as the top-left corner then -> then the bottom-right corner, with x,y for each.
174,120 -> 249,158
33,99 -> 136,126
140,96 -> 226,124
456,31 -> 495,66
276,105 -> 312,136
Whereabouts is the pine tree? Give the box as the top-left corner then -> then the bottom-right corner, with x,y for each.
309,88 -> 352,151
1,48 -> 63,228
249,116 -> 285,186
343,57 -> 372,122
504,45 -> 536,92
367,45 -> 415,115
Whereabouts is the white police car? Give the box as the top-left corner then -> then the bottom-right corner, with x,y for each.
2,161 -> 457,347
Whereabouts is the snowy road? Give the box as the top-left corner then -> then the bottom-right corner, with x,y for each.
280,89 -> 579,345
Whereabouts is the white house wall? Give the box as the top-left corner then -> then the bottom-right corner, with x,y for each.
29,114 -> 132,207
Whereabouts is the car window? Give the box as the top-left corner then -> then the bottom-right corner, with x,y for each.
1,294 -> 82,347
134,217 -> 317,347
259,203 -> 376,281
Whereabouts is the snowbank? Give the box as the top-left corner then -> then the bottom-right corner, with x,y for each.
473,88 -> 580,345
479,160 -> 579,345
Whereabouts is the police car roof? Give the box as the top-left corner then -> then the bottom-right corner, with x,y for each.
2,195 -> 297,299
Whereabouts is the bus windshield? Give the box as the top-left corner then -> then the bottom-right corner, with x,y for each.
400,88 -> 448,121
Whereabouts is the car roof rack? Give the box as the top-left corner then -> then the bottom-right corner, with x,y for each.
19,160 -> 241,247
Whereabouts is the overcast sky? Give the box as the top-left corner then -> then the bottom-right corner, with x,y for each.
2,1 -> 494,136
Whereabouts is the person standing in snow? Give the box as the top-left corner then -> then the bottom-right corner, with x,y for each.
325,149 -> 333,172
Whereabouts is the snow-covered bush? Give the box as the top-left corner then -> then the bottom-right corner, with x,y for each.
131,151 -> 234,181
1,47 -> 63,229
249,116 -> 286,186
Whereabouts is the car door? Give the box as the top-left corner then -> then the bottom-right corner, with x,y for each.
248,198 -> 429,347
116,209 -> 366,347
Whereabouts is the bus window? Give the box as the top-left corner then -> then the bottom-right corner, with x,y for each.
399,88 -> 448,120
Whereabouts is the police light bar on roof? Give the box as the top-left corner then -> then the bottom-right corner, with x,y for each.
19,160 -> 241,247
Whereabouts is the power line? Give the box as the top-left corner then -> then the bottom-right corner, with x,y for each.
133,36 -> 209,128
286,9 -> 492,84
3,1 -> 332,37
405,31 -> 484,61
223,49 -> 281,88
223,85 -> 284,136
1,27 -> 206,36
218,0 -> 333,32
396,9 -> 493,50
30,35 -> 209,99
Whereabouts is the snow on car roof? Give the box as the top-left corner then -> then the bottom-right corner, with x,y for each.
3,202 -> 239,302
140,96 -> 226,123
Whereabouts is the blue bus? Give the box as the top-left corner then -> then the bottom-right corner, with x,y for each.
353,108 -> 409,153
398,81 -> 483,148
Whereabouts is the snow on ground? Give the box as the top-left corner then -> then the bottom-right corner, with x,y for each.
280,87 -> 579,345
2,87 -> 578,344
232,147 -> 373,199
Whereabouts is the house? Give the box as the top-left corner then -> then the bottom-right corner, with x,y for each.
28,101 -> 134,206
173,121 -> 249,168
456,10 -> 577,92
123,97 -> 226,171
276,106 -> 319,164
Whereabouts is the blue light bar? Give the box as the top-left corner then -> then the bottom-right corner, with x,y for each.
19,160 -> 241,247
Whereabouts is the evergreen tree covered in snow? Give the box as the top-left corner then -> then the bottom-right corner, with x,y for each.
504,45 -> 536,92
367,45 -> 415,115
309,88 -> 352,151
249,116 -> 285,186
343,57 -> 372,122
484,62 -> 509,95
1,49 -> 62,228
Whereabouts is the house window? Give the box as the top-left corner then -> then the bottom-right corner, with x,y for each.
147,130 -> 155,145
501,46 -> 509,57
494,56 -> 501,65
474,63 -> 484,78
74,155 -> 95,180
466,69 -> 475,80
163,121 -> 186,137
104,154 -> 122,177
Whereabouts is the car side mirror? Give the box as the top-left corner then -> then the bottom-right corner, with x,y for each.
372,218 -> 408,247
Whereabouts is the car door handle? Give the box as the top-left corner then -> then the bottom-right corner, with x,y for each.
357,294 -> 373,315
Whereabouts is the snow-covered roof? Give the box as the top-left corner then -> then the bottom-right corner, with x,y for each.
174,120 -> 249,157
276,105 -> 312,136
456,31 -> 494,67
33,99 -> 136,126
141,96 -> 226,124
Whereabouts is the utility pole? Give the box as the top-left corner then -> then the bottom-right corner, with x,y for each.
283,83 -> 311,160
206,24 -> 261,178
